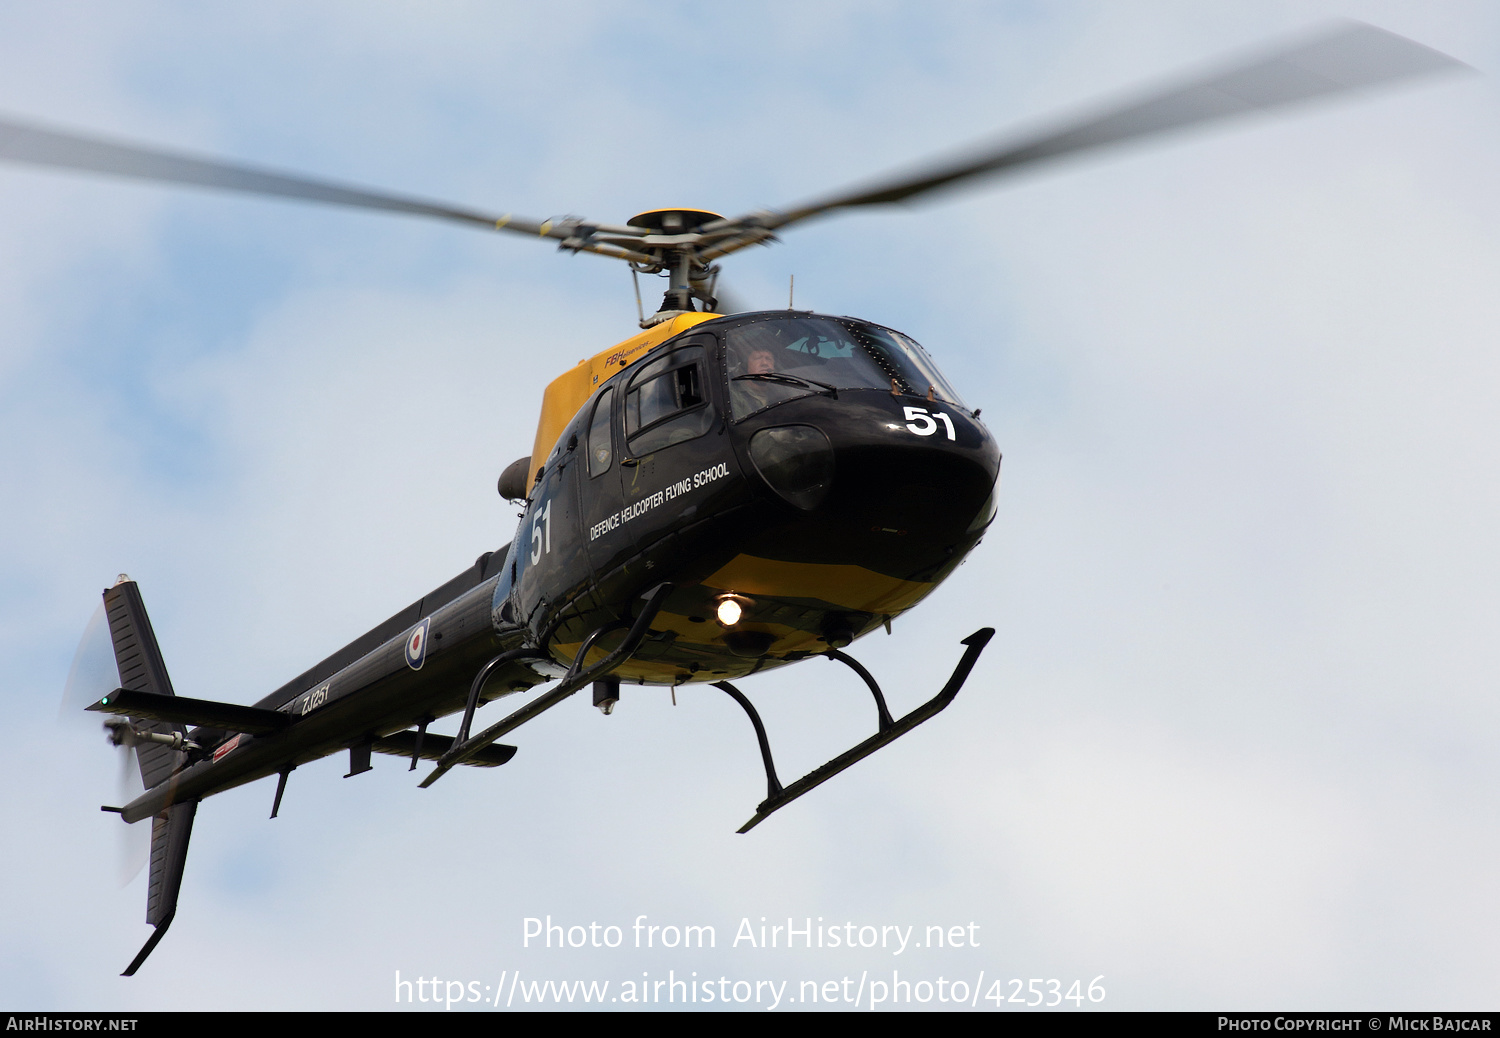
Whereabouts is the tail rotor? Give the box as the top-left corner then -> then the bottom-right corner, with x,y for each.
61,593 -> 150,886
102,719 -> 150,885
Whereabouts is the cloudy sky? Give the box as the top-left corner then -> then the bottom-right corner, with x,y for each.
3,0 -> 1497,1012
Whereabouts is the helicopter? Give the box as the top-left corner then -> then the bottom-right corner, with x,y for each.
35,22 -> 1461,977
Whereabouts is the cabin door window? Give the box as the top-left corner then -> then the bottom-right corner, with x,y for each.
624,345 -> 714,457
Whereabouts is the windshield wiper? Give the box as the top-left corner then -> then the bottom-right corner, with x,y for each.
732,372 -> 838,399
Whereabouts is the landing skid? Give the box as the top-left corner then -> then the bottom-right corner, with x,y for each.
419,583 -> 673,788
716,628 -> 994,833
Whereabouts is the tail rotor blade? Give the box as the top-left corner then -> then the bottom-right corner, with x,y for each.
66,588 -> 151,887
116,745 -> 148,887
60,600 -> 114,730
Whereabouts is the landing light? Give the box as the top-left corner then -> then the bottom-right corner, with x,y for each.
716,598 -> 743,627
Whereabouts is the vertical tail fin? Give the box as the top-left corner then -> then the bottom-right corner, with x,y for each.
102,577 -> 196,977
121,800 -> 196,976
103,578 -> 184,790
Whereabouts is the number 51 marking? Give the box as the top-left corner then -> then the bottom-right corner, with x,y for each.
903,406 -> 955,440
530,497 -> 553,564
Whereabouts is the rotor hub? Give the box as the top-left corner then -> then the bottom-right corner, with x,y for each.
627,208 -> 723,234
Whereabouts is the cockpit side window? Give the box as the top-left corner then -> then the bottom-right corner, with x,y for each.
857,323 -> 969,410
624,345 -> 714,456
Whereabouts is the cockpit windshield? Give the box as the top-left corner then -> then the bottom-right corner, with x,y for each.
724,316 -> 968,421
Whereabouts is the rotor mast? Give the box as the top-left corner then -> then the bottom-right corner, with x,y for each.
542,205 -> 778,326
608,208 -> 733,326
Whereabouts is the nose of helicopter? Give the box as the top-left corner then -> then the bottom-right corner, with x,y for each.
828,406 -> 997,569
736,392 -> 1000,584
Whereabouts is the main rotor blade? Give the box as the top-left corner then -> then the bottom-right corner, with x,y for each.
744,21 -> 1466,236
711,281 -> 754,315
0,115 -> 555,237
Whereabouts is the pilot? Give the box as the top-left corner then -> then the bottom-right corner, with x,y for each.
727,322 -> 830,417
731,347 -> 784,416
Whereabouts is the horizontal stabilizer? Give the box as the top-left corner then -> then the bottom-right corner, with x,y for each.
89,688 -> 291,735
374,730 -> 516,768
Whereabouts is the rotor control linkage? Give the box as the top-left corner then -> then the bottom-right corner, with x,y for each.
724,627 -> 995,834
419,583 -> 673,788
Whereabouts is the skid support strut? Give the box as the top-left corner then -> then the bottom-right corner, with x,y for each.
710,682 -> 783,800
454,649 -> 550,747
720,627 -> 994,833
420,584 -> 672,788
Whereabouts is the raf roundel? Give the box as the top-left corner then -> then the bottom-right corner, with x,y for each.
404,618 -> 431,671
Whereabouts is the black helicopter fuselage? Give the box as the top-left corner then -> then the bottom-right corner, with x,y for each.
112,310 -> 998,823
512,310 -> 1000,685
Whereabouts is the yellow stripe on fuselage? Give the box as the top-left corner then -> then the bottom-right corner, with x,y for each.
703,555 -> 933,616
528,312 -> 724,471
